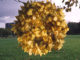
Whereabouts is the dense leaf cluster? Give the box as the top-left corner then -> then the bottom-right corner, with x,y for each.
11,1 -> 69,56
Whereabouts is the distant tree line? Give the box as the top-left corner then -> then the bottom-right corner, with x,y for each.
0,22 -> 80,37
0,28 -> 14,37
67,22 -> 80,35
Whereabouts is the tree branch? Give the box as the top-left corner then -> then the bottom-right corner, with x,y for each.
14,0 -> 25,3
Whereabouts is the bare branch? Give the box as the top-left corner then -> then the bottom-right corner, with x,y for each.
14,0 -> 25,3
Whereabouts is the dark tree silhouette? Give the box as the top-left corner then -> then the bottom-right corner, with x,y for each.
68,22 -> 80,35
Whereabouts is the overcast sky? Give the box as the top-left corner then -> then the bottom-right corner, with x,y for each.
0,0 -> 80,28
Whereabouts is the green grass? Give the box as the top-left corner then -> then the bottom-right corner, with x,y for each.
0,35 -> 80,60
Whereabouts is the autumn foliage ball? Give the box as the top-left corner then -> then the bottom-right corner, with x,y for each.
11,1 -> 69,56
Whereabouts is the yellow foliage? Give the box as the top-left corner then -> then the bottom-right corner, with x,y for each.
12,1 -> 69,56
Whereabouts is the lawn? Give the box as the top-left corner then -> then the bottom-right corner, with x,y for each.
0,35 -> 80,60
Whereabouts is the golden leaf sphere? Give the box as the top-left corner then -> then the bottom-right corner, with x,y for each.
12,1 -> 69,56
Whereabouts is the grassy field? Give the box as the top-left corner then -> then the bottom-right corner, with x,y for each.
0,35 -> 80,60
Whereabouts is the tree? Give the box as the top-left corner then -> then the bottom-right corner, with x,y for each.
0,28 -> 12,37
68,22 -> 80,35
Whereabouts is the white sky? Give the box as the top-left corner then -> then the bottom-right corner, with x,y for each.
0,0 -> 80,28
52,0 -> 80,22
